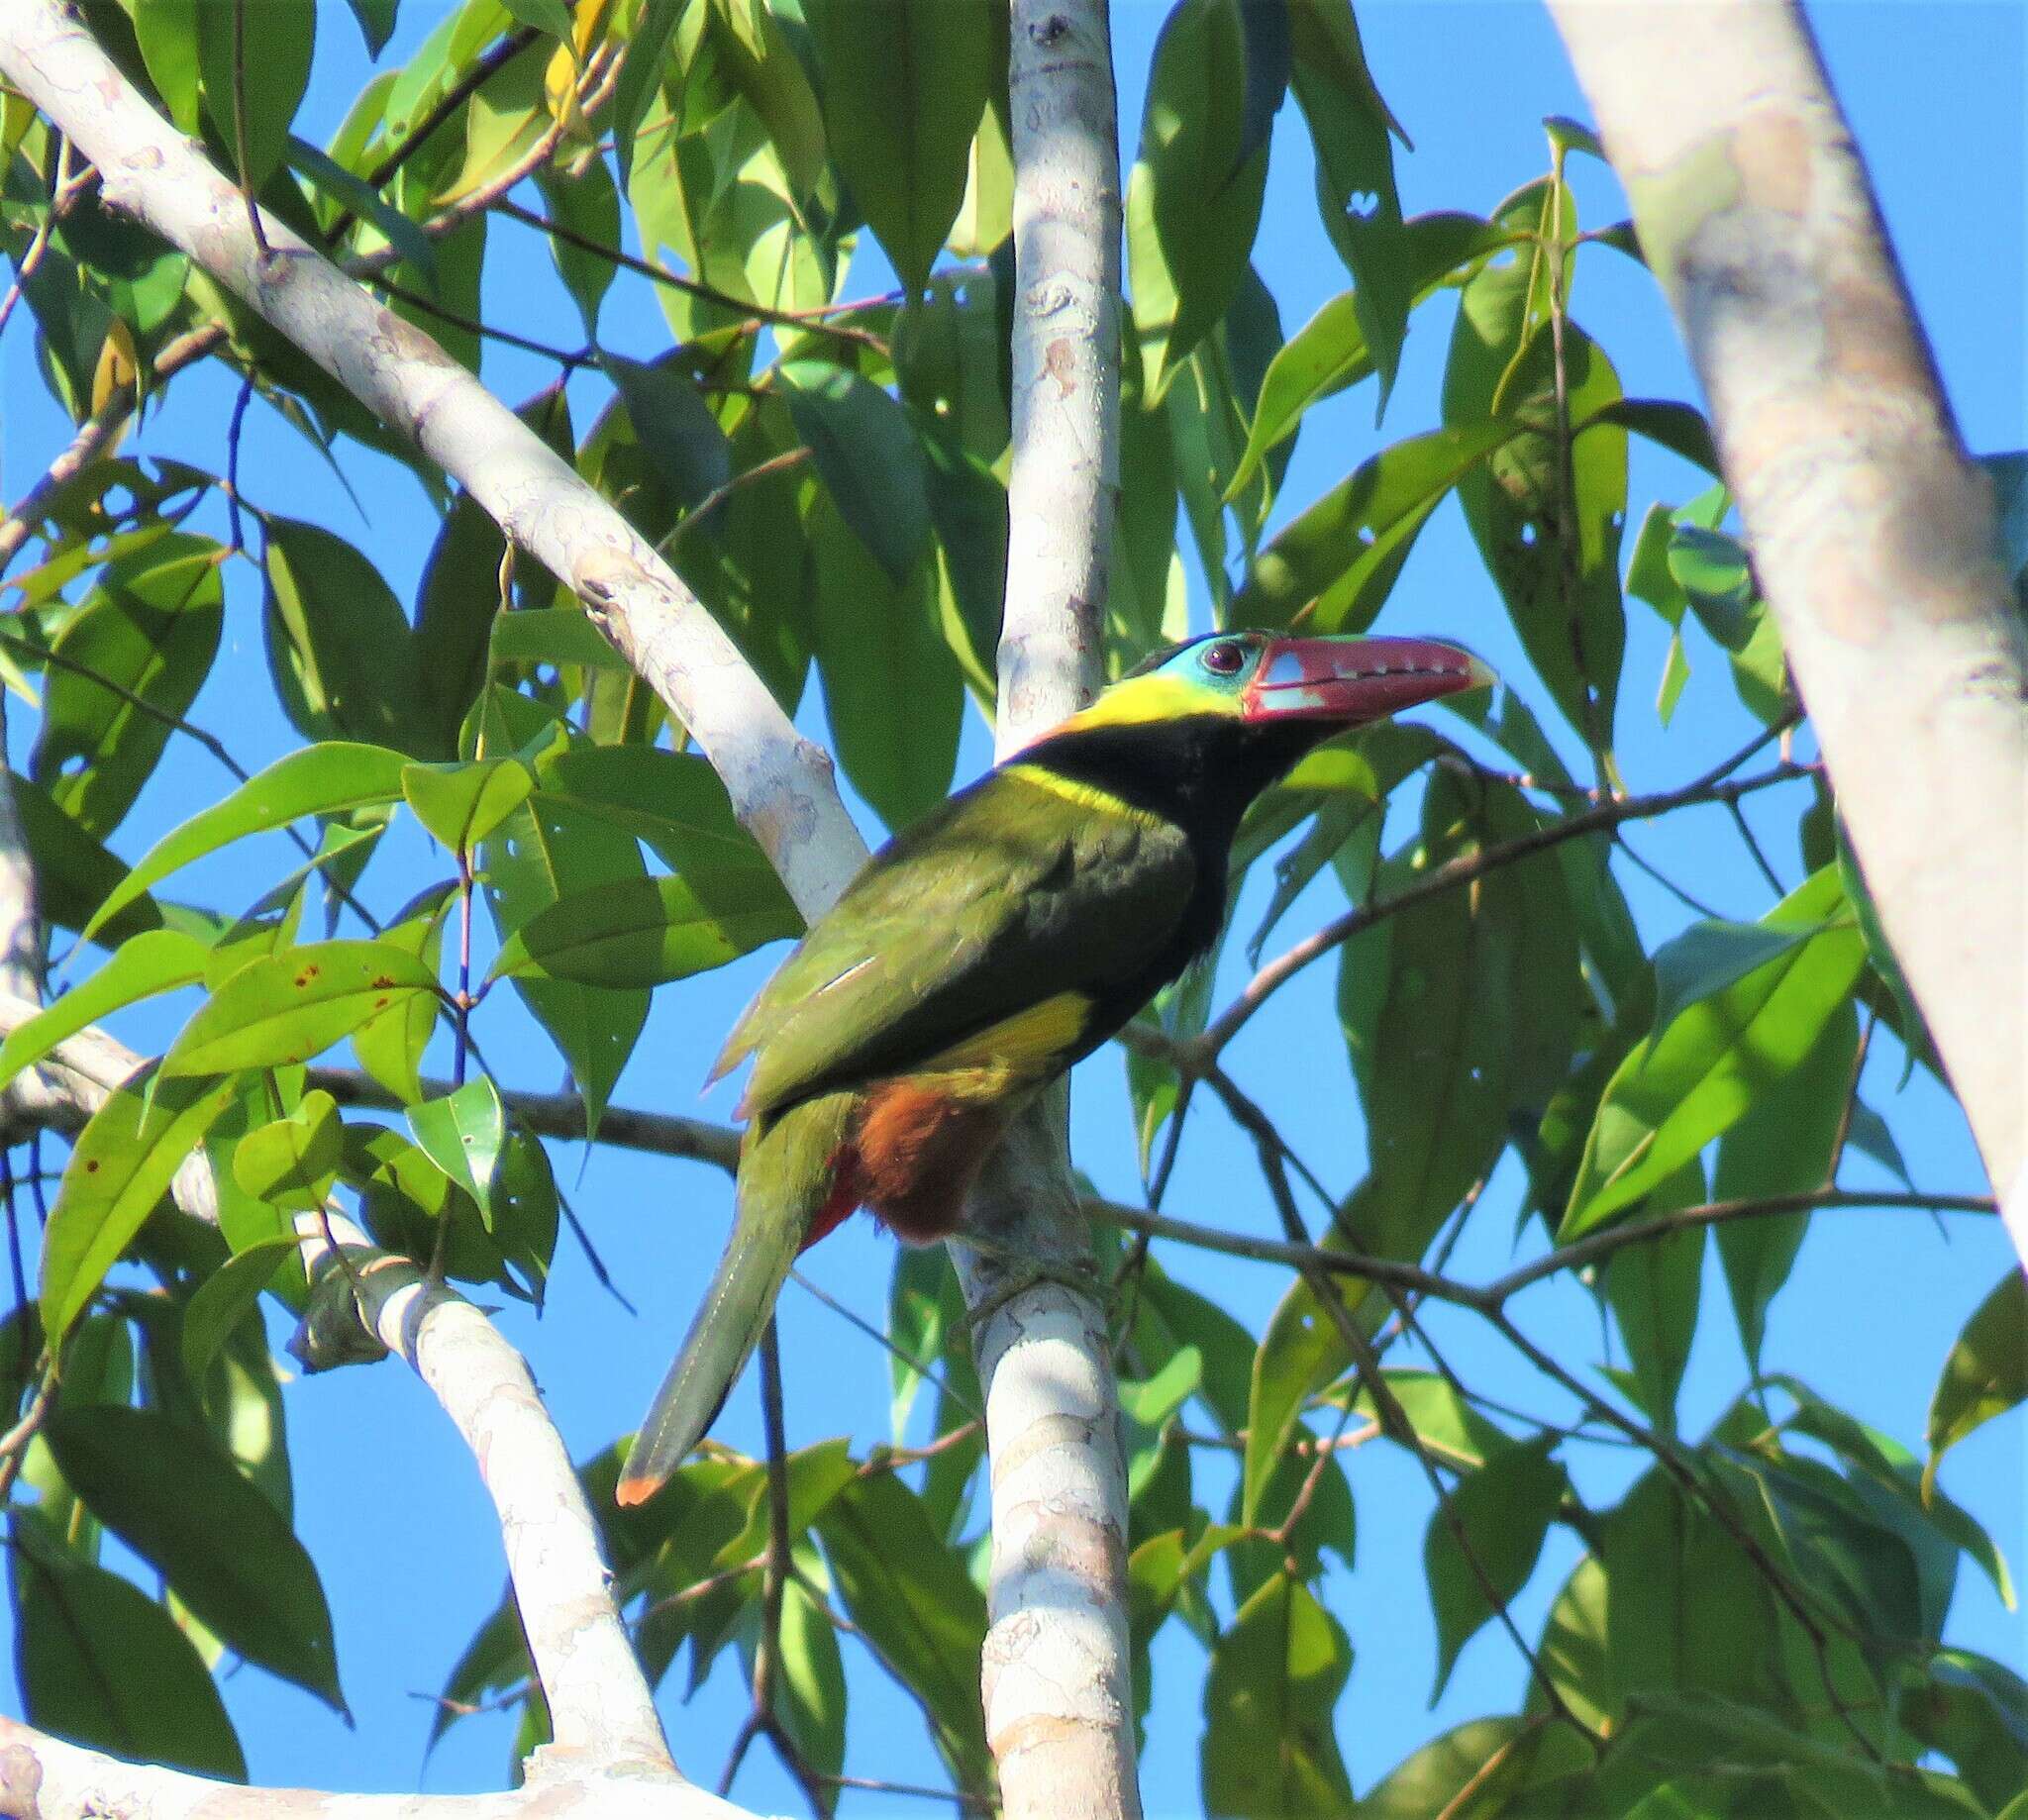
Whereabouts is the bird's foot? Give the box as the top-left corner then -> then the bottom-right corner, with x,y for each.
951,1235 -> 1108,1339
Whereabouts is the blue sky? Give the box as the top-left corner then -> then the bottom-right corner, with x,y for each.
2,3 -> 2022,1814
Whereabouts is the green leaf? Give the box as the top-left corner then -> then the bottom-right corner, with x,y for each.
534,154 -> 620,337
196,0 -> 315,190
487,607 -> 631,673
1127,0 -> 1269,397
780,360 -> 932,586
805,490 -> 962,829
602,353 -> 734,521
44,1404 -> 344,1710
479,786 -> 650,1134
1924,1271 -> 2027,1502
11,1509 -> 247,1781
490,870 -> 798,988
407,1078 -> 508,1226
0,928 -> 209,1096
1563,865 -> 1865,1237
264,518 -> 428,755
1234,418 -> 1517,630
1649,920 -> 1822,1047
1335,1367 -> 1513,1471
1426,1437 -> 1565,1699
401,757 -> 537,853
1836,819 -> 1935,1082
813,1473 -> 991,1793
1713,1002 -> 1859,1370
83,742 -> 412,944
231,1090 -> 343,1213
1358,1716 -> 1572,1820
40,1068 -> 238,1344
614,0 -> 683,177
1603,1160 -> 1707,1432
1339,770 -> 1581,1262
9,774 -> 164,948
1225,214 -> 1498,500
31,533 -> 225,838
500,0 -> 572,39
773,1569 -> 847,1790
181,1237 -> 298,1385
162,940 -> 440,1076
351,878 -> 456,1106
1201,1571 -> 1355,1817
286,135 -> 435,277
132,0 -> 203,133
1243,1277 -> 1348,1524
1286,0 -> 1411,411
805,0 -> 993,295
706,0 -> 831,205
343,0 -> 396,56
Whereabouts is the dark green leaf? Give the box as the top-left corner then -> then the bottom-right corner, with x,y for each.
1603,1160 -> 1706,1433
9,774 -> 164,948
286,135 -> 435,277
1201,1570 -> 1354,1817
40,1068 -> 238,1344
1339,770 -> 1581,1261
163,940 -> 440,1076
1426,1437 -> 1564,1699
706,0 -> 831,204
12,1509 -> 247,1781
344,0 -> 396,57
602,353 -> 734,521
805,489 -> 962,829
814,1473 -> 991,1793
1713,1003 -> 1859,1370
264,518 -> 428,755
45,1404 -> 344,1708
1358,1716 -> 1571,1820
32,533 -> 224,837
805,0 -> 993,294
487,607 -> 631,673
196,0 -> 315,189
1128,0 -> 1269,396
534,154 -> 620,337
614,0 -> 683,177
780,359 -> 932,585
1287,0 -> 1410,411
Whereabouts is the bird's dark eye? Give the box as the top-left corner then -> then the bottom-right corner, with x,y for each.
1202,640 -> 1246,676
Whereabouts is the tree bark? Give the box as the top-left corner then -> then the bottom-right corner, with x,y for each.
956,7 -> 1141,1819
1547,0 -> 2028,1262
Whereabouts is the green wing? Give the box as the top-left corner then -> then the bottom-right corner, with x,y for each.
716,769 -> 1195,1119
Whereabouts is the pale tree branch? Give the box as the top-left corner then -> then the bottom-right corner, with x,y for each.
0,997 -> 770,1815
1547,0 -> 2028,1262
0,0 -> 867,923
948,6 -> 1139,1820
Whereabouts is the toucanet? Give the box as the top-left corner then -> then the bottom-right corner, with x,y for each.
615,629 -> 1491,1505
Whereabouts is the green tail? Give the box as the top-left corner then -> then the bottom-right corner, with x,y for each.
616,1091 -> 855,1506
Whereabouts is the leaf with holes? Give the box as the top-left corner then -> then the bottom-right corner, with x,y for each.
162,941 -> 438,1077
408,1078 -> 507,1227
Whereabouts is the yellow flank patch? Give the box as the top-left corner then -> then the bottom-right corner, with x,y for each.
1004,763 -> 1166,829
922,990 -> 1093,1079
